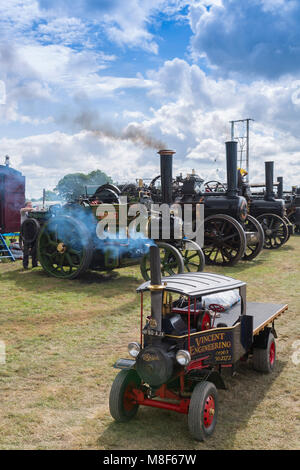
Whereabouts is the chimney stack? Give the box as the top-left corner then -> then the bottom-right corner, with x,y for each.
225,141 -> 238,197
158,149 -> 175,204
265,161 -> 275,200
149,245 -> 163,333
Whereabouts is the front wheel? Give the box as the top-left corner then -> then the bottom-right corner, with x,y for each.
188,381 -> 218,441
283,216 -> 294,242
242,215 -> 265,261
38,215 -> 93,279
109,369 -> 141,422
140,242 -> 184,281
179,239 -> 205,273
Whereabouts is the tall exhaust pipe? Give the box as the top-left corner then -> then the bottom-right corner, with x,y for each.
265,161 -> 275,200
158,149 -> 175,204
149,245 -> 163,333
277,176 -> 283,199
225,141 -> 238,197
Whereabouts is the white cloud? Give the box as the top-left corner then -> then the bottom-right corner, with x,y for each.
2,54 -> 300,195
0,2 -> 299,196
0,129 -> 164,198
188,0 -> 300,79
143,59 -> 300,185
36,0 -> 189,53
0,80 -> 6,104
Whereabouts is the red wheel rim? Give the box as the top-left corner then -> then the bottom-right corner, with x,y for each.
269,341 -> 275,366
201,312 -> 211,330
123,382 -> 136,412
203,395 -> 215,428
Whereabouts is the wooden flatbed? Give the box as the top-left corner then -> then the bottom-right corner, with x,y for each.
215,302 -> 288,335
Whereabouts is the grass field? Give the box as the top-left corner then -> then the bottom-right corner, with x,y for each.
0,236 -> 299,450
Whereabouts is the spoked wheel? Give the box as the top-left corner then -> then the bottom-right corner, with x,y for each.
256,213 -> 289,249
253,333 -> 276,373
203,214 -> 246,266
242,215 -> 265,261
179,239 -> 205,273
140,241 -> 184,281
188,381 -> 218,441
38,215 -> 93,279
109,369 -> 141,422
283,216 -> 294,242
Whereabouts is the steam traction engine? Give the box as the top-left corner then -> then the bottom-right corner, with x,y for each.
277,178 -> 300,235
109,245 -> 288,441
240,162 -> 291,249
138,149 -> 205,280
20,181 -> 192,280
145,142 -> 264,266
21,196 -> 165,280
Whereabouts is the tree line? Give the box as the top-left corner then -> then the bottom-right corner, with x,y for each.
31,170 -> 113,202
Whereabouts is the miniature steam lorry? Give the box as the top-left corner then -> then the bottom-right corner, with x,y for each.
109,245 -> 287,441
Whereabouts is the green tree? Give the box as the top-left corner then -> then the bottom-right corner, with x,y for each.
45,190 -> 60,201
54,170 -> 113,201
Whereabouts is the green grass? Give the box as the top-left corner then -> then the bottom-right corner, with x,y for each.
0,238 -> 299,450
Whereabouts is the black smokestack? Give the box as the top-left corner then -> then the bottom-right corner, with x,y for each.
158,149 -> 175,204
265,161 -> 275,200
149,245 -> 163,333
277,176 -> 283,199
225,141 -> 238,197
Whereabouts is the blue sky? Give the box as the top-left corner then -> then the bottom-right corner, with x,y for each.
0,0 -> 300,197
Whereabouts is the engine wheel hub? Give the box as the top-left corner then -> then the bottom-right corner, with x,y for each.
57,242 -> 67,253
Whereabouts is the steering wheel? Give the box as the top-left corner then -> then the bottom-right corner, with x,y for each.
209,304 -> 225,313
149,175 -> 161,190
209,304 -> 225,328
204,180 -> 227,193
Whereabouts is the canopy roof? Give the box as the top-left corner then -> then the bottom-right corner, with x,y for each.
137,272 -> 246,298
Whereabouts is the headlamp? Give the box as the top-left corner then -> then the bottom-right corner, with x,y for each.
176,350 -> 191,366
128,342 -> 141,358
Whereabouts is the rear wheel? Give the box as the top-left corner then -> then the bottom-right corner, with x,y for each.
188,381 -> 218,441
109,369 -> 141,422
257,214 -> 288,249
203,214 -> 246,266
253,333 -> 276,373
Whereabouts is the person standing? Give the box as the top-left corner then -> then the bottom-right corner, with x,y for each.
20,201 -> 38,269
